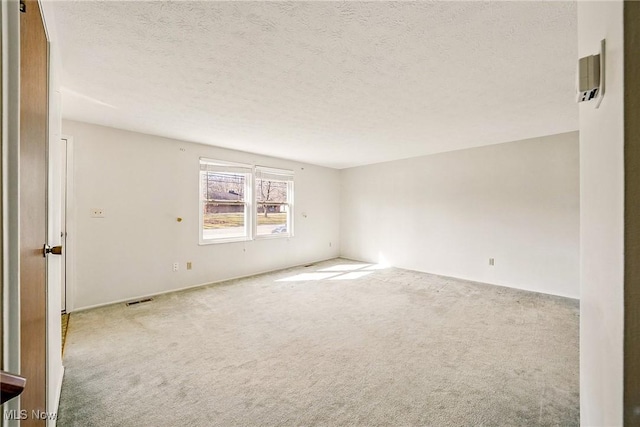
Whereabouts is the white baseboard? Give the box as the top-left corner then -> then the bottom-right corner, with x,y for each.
70,257 -> 338,313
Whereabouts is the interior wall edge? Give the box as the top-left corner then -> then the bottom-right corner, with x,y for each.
623,0 -> 640,423
578,0 -> 625,424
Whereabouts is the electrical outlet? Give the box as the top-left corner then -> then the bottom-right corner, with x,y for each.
90,208 -> 105,218
173,262 -> 179,272
186,262 -> 192,270
489,258 -> 495,266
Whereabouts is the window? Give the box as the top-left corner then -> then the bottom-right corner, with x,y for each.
199,160 -> 294,244
199,159 -> 252,243
255,166 -> 294,238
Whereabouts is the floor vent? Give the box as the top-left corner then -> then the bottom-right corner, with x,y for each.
126,298 -> 153,306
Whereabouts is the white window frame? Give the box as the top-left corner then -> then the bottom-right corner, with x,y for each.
254,166 -> 294,239
199,158 -> 253,245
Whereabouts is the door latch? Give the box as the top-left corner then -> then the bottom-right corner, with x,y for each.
43,244 -> 63,257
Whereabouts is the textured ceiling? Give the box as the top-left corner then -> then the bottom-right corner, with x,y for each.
52,1 -> 578,169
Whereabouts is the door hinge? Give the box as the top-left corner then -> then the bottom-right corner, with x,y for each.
20,0 -> 26,13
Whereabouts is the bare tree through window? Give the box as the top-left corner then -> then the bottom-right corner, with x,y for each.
256,176 -> 290,236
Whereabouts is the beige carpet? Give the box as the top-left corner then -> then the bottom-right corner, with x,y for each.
58,259 -> 579,426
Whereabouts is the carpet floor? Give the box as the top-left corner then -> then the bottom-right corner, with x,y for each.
58,258 -> 579,426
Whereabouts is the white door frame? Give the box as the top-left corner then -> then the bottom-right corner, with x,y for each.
61,135 -> 75,313
1,3 -> 23,417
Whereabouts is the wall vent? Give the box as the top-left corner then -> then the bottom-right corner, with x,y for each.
126,298 -> 153,306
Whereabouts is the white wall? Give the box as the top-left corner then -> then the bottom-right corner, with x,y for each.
578,1 -> 625,425
341,132 -> 580,298
63,120 -> 340,311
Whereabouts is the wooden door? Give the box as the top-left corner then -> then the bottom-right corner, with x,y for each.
20,0 -> 49,424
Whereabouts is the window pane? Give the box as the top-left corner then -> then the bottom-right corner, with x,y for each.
256,178 -> 289,236
256,204 -> 288,235
255,179 -> 287,203
202,203 -> 246,240
201,170 -> 248,241
203,172 -> 245,201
